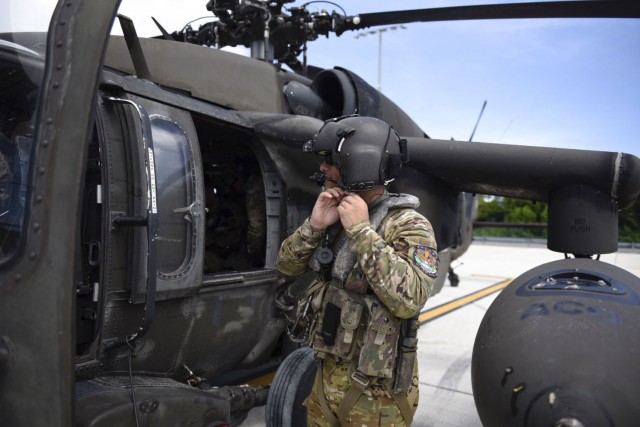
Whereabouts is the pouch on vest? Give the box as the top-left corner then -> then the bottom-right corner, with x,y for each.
312,285 -> 363,361
344,268 -> 368,294
358,297 -> 401,378
320,302 -> 340,345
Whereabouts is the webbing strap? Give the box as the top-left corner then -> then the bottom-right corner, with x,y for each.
336,371 -> 369,425
316,360 -> 341,427
320,366 -> 414,426
383,380 -> 414,426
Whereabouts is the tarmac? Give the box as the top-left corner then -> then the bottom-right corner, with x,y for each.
242,240 -> 640,426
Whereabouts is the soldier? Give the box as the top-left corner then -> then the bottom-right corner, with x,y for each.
277,116 -> 439,426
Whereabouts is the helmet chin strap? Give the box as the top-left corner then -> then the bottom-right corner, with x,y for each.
309,172 -> 386,193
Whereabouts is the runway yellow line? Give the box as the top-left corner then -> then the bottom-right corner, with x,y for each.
419,278 -> 512,325
473,273 -> 513,280
246,371 -> 276,386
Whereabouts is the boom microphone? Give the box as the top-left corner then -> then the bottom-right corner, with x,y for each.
309,172 -> 346,190
309,172 -> 327,186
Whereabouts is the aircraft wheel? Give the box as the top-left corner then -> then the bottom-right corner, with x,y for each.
265,346 -> 317,427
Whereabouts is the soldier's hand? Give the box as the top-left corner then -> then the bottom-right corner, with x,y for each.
309,188 -> 346,230
337,193 -> 369,230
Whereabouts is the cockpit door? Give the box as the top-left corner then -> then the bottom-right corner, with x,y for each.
0,1 -> 120,426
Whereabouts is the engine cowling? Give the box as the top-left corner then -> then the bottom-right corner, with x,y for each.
471,258 -> 640,426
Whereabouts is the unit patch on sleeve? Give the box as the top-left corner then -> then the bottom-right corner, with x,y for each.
413,245 -> 439,278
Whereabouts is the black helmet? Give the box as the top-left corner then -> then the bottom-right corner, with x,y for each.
303,116 -> 409,192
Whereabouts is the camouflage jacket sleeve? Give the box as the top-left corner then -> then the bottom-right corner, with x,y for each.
346,208 -> 438,319
276,217 -> 325,276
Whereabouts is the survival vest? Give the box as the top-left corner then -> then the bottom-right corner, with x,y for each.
306,193 -> 420,378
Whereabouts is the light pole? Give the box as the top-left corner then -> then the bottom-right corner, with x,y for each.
354,25 -> 407,92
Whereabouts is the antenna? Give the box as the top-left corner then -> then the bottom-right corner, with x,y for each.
469,100 -> 487,142
117,15 -> 152,81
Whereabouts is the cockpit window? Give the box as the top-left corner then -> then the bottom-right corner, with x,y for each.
0,1 -> 54,263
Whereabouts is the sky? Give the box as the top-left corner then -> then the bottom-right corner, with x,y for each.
5,0 -> 640,157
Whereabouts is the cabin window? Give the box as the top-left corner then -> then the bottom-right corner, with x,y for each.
202,152 -> 266,273
151,118 -> 196,276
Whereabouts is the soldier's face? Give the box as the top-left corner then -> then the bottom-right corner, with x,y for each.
319,161 -> 341,189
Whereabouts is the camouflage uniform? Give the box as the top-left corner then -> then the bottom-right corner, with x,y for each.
277,192 -> 438,426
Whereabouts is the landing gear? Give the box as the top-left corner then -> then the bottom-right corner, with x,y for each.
448,266 -> 459,287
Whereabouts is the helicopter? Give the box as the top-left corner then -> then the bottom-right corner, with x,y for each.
0,0 -> 639,426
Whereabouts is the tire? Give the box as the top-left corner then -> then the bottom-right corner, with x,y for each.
265,347 -> 317,427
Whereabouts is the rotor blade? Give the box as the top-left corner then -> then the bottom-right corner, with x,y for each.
344,1 -> 640,32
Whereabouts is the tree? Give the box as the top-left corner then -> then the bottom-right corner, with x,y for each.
475,195 -> 639,243
475,196 -> 547,238
476,196 -> 506,222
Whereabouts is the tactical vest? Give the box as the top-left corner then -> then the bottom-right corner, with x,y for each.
306,193 -> 420,378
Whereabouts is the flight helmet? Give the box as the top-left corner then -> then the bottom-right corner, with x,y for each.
303,115 -> 409,192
